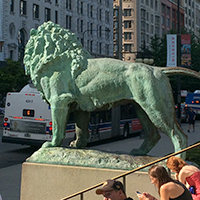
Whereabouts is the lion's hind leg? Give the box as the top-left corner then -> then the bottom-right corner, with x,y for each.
70,110 -> 90,148
158,118 -> 187,158
130,104 -> 161,156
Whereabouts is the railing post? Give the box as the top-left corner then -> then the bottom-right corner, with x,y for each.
123,176 -> 126,193
80,193 -> 83,200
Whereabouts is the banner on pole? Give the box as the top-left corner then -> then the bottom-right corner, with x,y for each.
181,34 -> 191,67
167,34 -> 177,67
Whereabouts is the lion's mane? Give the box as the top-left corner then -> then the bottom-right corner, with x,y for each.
23,21 -> 92,80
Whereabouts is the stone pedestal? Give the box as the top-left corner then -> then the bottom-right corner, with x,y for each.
20,162 -> 159,200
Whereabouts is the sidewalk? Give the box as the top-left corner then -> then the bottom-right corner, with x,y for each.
91,120 -> 200,157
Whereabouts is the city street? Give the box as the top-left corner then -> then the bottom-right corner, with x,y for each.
0,120 -> 200,200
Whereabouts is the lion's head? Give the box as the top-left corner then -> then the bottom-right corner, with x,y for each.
23,21 -> 92,81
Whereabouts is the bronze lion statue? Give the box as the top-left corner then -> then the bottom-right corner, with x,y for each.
24,21 -> 200,156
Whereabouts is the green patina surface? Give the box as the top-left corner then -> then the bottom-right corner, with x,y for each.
23,21 -> 200,165
26,147 -> 166,171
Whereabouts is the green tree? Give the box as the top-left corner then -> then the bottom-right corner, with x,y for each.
150,34 -> 167,67
0,59 -> 29,99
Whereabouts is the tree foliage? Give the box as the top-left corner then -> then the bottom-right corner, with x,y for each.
0,59 -> 29,99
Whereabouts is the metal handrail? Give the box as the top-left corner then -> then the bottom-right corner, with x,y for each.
60,142 -> 200,200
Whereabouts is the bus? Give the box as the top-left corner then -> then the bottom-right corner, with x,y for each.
2,84 -> 143,147
185,92 -> 200,115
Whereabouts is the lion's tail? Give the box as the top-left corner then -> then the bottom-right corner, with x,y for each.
160,66 -> 200,79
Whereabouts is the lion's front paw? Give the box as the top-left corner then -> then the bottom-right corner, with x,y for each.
129,148 -> 147,156
41,141 -> 54,148
69,139 -> 87,148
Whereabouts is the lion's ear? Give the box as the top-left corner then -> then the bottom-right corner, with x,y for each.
30,29 -> 37,36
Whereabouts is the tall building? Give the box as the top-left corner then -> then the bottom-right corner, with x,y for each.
113,0 -> 162,63
161,0 -> 185,35
184,0 -> 200,37
0,0 -> 113,62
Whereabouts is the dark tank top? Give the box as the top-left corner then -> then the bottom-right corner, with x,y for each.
169,181 -> 193,200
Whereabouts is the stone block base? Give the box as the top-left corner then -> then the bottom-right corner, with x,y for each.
20,162 -> 159,200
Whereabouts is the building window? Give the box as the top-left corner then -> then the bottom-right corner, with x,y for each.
155,0 -> 158,11
172,21 -> 175,29
33,4 -> 39,19
114,21 -> 118,29
114,33 -> 118,40
146,23 -> 149,32
66,0 -> 71,10
150,0 -> 153,8
151,25 -> 153,34
81,2 -> 83,14
105,11 -> 109,23
20,0 -> 27,15
124,44 -> 132,52
10,50 -> 13,60
90,23 -> 93,34
124,32 -> 132,40
114,44 -> 118,52
55,10 -> 58,23
172,9 -> 175,18
90,5 -> 93,17
10,0 -> 14,12
124,9 -> 131,16
124,21 -> 132,28
167,7 -> 170,15
66,15 -> 71,29
167,18 -> 170,27
105,28 -> 110,40
99,9 -> 102,20
162,4 -> 165,13
114,9 -> 118,17
155,16 -> 160,24
90,41 -> 93,52
162,16 -> 165,25
81,20 -> 83,32
99,43 -> 102,54
151,14 -> 153,23
99,26 -> 102,37
45,8 -> 51,21
77,0 -> 80,13
77,19 -> 79,31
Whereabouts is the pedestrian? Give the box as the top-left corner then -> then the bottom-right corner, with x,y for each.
187,107 -> 196,132
167,156 -> 200,200
96,179 -> 133,200
136,165 -> 193,200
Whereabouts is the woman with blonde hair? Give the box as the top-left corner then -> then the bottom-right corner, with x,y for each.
167,156 -> 200,200
137,165 -> 192,200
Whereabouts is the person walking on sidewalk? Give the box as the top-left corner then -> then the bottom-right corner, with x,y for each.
187,107 -> 196,132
